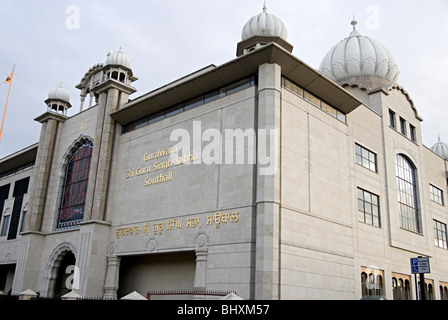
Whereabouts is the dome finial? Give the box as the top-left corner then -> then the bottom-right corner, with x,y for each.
263,1 -> 267,12
351,15 -> 358,30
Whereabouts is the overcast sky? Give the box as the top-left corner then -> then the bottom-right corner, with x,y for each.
0,0 -> 447,158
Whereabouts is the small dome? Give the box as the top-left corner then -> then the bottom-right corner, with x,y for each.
48,82 -> 70,102
242,3 -> 288,41
431,136 -> 448,160
105,47 -> 131,69
319,19 -> 400,89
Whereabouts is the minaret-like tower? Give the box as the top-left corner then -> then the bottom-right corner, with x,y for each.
81,47 -> 138,299
82,47 -> 138,222
26,83 -> 71,231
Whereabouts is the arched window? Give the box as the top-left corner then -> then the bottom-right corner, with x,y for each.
375,274 -> 384,296
396,154 -> 420,233
361,272 -> 368,296
428,283 -> 434,300
57,141 -> 93,230
392,278 -> 398,299
392,274 -> 412,300
361,268 -> 384,298
441,284 -> 448,300
404,279 -> 411,300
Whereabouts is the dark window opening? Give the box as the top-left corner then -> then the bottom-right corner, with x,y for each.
7,177 -> 29,240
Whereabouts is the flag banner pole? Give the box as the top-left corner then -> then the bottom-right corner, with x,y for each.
0,67 -> 15,143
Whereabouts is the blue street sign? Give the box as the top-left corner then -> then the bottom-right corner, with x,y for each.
410,257 -> 430,274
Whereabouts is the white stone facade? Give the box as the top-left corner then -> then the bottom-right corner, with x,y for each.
1,11 -> 448,301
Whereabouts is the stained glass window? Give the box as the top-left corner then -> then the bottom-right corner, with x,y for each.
57,141 -> 93,230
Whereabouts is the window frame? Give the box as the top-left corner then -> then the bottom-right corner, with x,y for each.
392,274 -> 412,300
1,212 -> 10,237
440,283 -> 448,300
357,188 -> 381,227
410,124 -> 417,143
355,144 -> 378,173
430,184 -> 444,206
361,268 -> 384,298
434,220 -> 448,249
282,77 -> 347,123
389,109 -> 397,129
396,154 -> 421,233
399,117 -> 407,136
19,209 -> 27,233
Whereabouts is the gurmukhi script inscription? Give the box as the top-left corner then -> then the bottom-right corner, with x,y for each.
116,211 -> 240,240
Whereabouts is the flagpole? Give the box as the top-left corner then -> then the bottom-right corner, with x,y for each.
0,65 -> 15,143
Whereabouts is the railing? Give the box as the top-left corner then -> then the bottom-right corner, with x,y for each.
147,290 -> 236,300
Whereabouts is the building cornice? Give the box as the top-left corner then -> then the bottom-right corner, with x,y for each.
93,78 -> 137,95
111,43 -> 363,125
0,143 -> 38,177
34,111 -> 68,124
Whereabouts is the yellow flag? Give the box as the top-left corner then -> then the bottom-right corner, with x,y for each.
4,71 -> 13,84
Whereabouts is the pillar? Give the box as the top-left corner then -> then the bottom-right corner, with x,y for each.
254,63 -> 282,300
193,248 -> 208,300
103,255 -> 121,299
26,113 -> 66,232
84,80 -> 135,222
76,221 -> 110,298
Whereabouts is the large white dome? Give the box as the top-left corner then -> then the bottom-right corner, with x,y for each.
319,20 -> 400,89
431,136 -> 448,160
48,82 -> 70,102
241,4 -> 288,41
105,47 -> 132,69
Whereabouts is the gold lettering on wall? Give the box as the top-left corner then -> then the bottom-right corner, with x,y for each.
206,211 -> 239,229
143,146 -> 178,162
125,145 -> 199,187
116,226 -> 141,239
115,212 -> 240,240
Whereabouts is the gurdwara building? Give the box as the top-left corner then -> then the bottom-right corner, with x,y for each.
1,5 -> 448,300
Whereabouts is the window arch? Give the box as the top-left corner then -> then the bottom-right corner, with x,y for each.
396,154 -> 420,233
361,268 -> 384,298
57,141 -> 93,230
440,283 -> 448,300
392,276 -> 412,300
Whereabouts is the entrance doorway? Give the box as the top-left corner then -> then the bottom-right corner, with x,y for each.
0,264 -> 15,295
118,252 -> 196,300
53,251 -> 76,298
